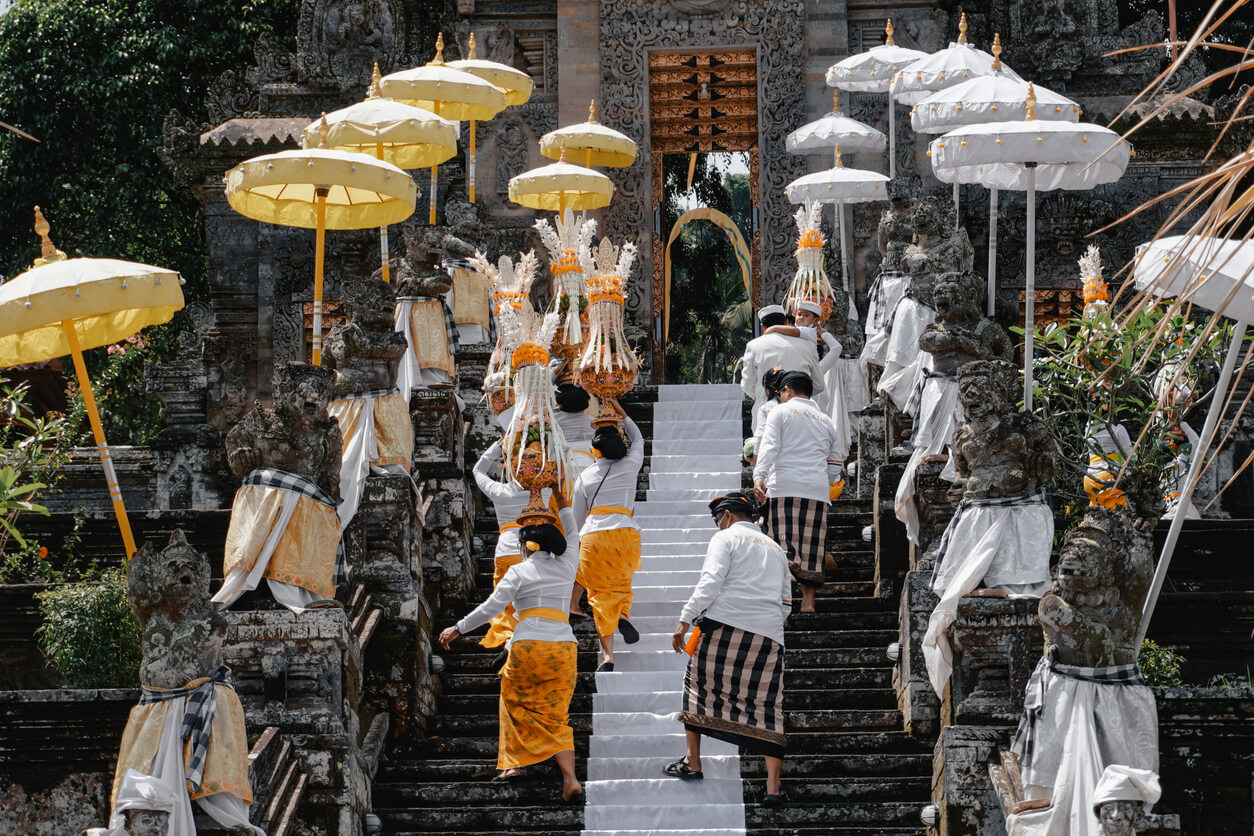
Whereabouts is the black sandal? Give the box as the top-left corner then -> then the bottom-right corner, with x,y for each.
618,617 -> 640,644
762,791 -> 789,807
596,660 -> 615,673
661,758 -> 704,781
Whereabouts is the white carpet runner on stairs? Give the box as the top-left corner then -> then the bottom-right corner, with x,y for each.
583,383 -> 747,836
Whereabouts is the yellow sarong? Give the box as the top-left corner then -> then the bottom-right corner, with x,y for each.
113,681 -> 251,804
223,482 -> 340,598
498,639 -> 577,770
452,267 -> 491,333
482,546 -> 522,649
328,390 -> 414,470
401,299 -> 455,378
575,525 -> 642,638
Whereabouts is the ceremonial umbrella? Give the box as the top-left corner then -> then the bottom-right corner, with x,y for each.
305,68 -> 457,283
1131,235 -> 1254,648
784,146 -> 890,297
540,100 -> 637,169
825,19 -> 928,178
508,146 -> 614,214
912,40 -> 1081,313
928,85 -> 1131,409
225,124 -> 417,366
0,208 -> 185,559
786,89 -> 887,158
380,33 -> 507,223
447,32 -> 534,203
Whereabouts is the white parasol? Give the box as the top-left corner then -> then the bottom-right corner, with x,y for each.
784,146 -> 890,296
1131,235 -> 1254,649
825,19 -> 928,179
913,39 -> 1080,313
786,89 -> 887,157
928,85 -> 1132,409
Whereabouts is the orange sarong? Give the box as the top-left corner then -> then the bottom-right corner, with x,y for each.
498,640 -> 577,770
575,525 -> 642,638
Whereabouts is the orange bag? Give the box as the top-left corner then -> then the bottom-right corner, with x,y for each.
684,626 -> 702,656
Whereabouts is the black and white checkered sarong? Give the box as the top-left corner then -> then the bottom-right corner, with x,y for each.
768,496 -> 828,587
931,489 -> 1049,580
139,666 -> 234,793
243,468 -> 347,585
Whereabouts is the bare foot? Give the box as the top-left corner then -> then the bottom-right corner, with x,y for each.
967,588 -> 1009,598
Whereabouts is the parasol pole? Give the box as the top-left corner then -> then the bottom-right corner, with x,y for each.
376,142 -> 391,283
1137,322 -> 1246,648
429,102 -> 441,225
62,320 -> 137,559
469,120 -> 477,203
953,181 -> 960,223
1023,163 -> 1036,410
987,188 -> 998,315
837,202 -> 850,294
312,187 -> 328,365
888,93 -> 896,180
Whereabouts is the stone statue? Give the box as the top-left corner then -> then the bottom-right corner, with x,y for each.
213,362 -> 344,612
878,179 -> 916,273
104,531 -> 256,835
442,196 -> 493,345
324,272 -> 407,396
919,272 -> 1012,378
862,179 -> 918,379
395,227 -> 459,391
901,195 -> 974,309
225,362 -> 342,497
920,360 -> 1056,697
999,505 -> 1160,834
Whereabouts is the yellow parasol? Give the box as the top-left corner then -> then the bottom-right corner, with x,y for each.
305,65 -> 457,282
448,32 -> 534,204
379,33 -> 507,222
508,145 -> 614,214
0,208 -> 186,559
540,100 -> 638,169
225,120 -> 417,365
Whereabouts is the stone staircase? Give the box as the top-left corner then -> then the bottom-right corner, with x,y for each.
371,385 -> 929,835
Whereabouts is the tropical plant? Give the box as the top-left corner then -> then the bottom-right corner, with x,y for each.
1138,639 -> 1186,687
35,567 -> 141,688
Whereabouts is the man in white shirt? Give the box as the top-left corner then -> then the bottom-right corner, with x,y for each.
668,491 -> 791,805
741,305 -> 825,435
753,371 -> 846,613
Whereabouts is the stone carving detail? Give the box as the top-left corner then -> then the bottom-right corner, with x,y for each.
226,362 -> 342,497
205,70 -> 259,125
324,273 -> 406,396
295,0 -> 418,88
159,109 -> 201,188
250,31 -> 298,86
901,195 -> 973,308
598,0 -> 807,323
493,113 -> 530,198
920,272 -> 1012,378
879,179 -> 918,272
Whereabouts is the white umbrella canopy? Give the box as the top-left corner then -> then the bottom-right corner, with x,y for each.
929,85 -> 1132,409
785,147 -> 890,294
914,53 -> 1081,313
890,17 -> 1022,107
825,19 -> 928,179
787,90 -> 887,157
1130,234 -> 1254,651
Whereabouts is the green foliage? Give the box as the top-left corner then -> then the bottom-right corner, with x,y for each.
1139,639 -> 1186,687
36,568 -> 141,688
0,507 -> 104,585
1030,305 -> 1228,525
92,332 -> 162,445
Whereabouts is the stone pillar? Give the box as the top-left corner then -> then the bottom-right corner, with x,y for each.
895,569 -> 940,738
558,0 -> 599,125
933,726 -> 1012,836
946,598 -> 1042,728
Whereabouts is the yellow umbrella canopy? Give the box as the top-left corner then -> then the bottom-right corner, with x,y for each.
0,208 -> 185,559
447,32 -> 534,205
225,130 -> 417,364
508,149 -> 614,213
304,71 -> 457,281
380,33 -> 507,220
540,100 -> 637,168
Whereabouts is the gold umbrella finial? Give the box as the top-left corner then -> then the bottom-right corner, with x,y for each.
832,89 -> 840,113
431,32 -> 445,65
468,32 -> 477,60
885,19 -> 895,45
991,34 -> 1003,70
317,113 -> 331,148
958,12 -> 968,43
368,62 -> 382,98
834,145 -> 844,168
588,99 -> 598,123
32,206 -> 65,266
1025,82 -> 1038,121
558,140 -> 568,163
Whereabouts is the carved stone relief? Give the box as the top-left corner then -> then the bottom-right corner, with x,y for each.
296,0 -> 419,88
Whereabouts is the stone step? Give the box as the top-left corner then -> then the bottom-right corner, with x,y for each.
653,399 -> 742,421
655,383 -> 742,401
439,687 -> 897,718
584,803 -> 744,832
375,805 -> 581,831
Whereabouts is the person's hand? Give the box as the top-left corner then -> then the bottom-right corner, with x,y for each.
438,626 -> 460,649
553,485 -> 570,510
753,479 -> 768,504
671,621 -> 690,653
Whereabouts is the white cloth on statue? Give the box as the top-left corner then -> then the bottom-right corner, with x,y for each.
89,700 -> 263,836
741,331 -> 825,433
211,488 -> 318,614
861,270 -> 910,373
922,491 -> 1054,695
332,390 -> 410,533
893,370 -> 961,545
1007,653 -> 1158,836
1162,422 -> 1201,520
878,296 -> 935,411
457,323 -> 490,344
394,298 -> 455,393
1091,765 -> 1162,810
